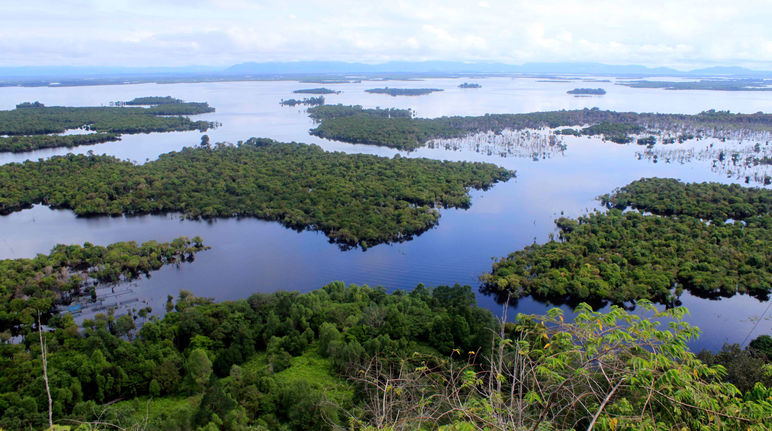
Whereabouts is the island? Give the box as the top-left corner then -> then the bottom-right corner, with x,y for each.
0,139 -> 514,249
0,98 -> 216,153
280,96 -> 325,107
307,104 -> 772,150
567,87 -> 606,95
458,82 -> 482,88
364,87 -> 443,96
481,178 -> 771,306
293,88 -> 341,94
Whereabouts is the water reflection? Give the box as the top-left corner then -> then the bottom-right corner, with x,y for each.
1,77 -> 771,351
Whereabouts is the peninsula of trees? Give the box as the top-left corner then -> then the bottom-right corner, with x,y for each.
567,87 -> 606,95
0,98 -> 216,153
0,139 -> 514,248
481,178 -> 771,305
365,87 -> 443,96
307,104 -> 772,150
0,237 -> 207,333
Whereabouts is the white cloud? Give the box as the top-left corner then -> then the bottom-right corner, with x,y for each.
0,0 -> 770,69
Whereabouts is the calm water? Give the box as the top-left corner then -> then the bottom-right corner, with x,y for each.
0,77 -> 770,351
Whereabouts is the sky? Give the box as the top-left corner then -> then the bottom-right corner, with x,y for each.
3,0 -> 772,69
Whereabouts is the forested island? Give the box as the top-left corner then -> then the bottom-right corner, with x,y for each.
0,98 -> 215,153
0,139 -> 514,249
364,87 -> 443,96
481,178 -> 771,306
618,79 -> 772,91
1,279 -> 771,430
292,88 -> 340,94
308,104 -> 772,150
458,82 -> 481,88
279,96 -> 325,107
567,87 -> 606,95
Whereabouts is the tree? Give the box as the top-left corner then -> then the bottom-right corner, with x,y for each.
187,349 -> 212,393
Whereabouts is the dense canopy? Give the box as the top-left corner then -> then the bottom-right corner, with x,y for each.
308,105 -> 772,150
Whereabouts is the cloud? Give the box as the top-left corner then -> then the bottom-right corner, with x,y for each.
0,0 -> 771,69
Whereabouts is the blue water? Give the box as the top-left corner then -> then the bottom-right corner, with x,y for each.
0,77 -> 770,351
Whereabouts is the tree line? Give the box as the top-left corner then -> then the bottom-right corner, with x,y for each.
0,98 -> 215,153
307,105 -> 772,150
1,281 -> 770,430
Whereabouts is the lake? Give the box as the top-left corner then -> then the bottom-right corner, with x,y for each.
0,77 -> 770,351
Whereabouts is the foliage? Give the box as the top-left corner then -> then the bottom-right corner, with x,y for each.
0,281 -> 494,430
458,83 -> 481,89
308,105 -> 772,150
482,178 -> 771,304
0,133 -> 119,153
0,237 -> 208,333
0,100 -> 215,153
0,139 -> 514,248
348,303 -> 772,430
697,339 -> 772,393
601,177 -> 771,221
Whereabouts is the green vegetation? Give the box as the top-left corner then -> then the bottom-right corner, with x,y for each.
124,96 -> 184,105
292,88 -> 340,94
0,237 -> 207,333
601,178 -> 771,220
279,96 -> 324,107
698,338 -> 772,394
481,178 -> 771,305
0,133 -> 119,152
619,79 -> 772,91
365,87 -> 443,96
0,139 -> 514,248
308,105 -> 772,150
0,282 -> 496,430
1,282 -> 770,430
0,99 -> 215,153
458,82 -> 481,88
567,87 -> 606,95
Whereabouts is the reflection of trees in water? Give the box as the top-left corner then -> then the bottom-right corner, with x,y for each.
425,126 -> 772,185
635,133 -> 772,185
425,128 -> 567,161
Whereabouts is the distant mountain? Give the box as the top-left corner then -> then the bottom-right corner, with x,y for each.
0,65 -> 221,79
224,61 -> 772,77
1,61 -> 770,82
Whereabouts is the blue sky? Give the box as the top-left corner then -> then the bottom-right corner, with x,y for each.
3,0 -> 771,69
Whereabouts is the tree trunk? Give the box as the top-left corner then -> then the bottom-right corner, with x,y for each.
38,313 -> 53,429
